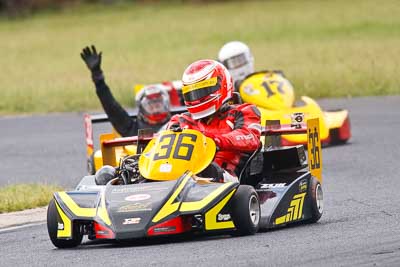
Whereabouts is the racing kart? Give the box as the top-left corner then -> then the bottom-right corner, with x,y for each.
238,70 -> 351,146
136,71 -> 351,146
47,118 -> 324,248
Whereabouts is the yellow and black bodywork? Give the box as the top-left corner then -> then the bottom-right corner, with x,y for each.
48,121 -> 324,248
84,106 -> 187,174
238,70 -> 351,146
50,173 -> 239,242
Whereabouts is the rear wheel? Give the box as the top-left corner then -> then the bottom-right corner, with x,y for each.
87,153 -> 96,175
328,116 -> 351,145
308,177 -> 323,223
230,185 -> 260,235
47,199 -> 83,248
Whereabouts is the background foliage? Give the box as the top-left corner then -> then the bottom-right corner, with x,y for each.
0,0 -> 399,114
0,184 -> 62,212
0,0 -> 224,16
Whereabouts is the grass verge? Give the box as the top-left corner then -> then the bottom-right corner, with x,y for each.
0,0 -> 399,114
0,184 -> 63,213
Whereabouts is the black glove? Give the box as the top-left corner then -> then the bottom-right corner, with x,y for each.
169,123 -> 183,132
80,45 -> 104,82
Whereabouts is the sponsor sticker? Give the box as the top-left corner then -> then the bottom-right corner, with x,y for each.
57,223 -> 64,230
260,183 -> 286,189
154,226 -> 176,233
159,163 -> 172,173
125,194 -> 151,202
299,179 -> 308,192
275,193 -> 306,225
122,217 -> 141,225
292,113 -> 304,123
217,213 -> 231,222
182,77 -> 217,94
111,186 -> 169,194
291,113 -> 304,129
117,203 -> 152,213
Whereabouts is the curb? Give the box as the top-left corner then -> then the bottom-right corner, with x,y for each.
0,206 -> 47,229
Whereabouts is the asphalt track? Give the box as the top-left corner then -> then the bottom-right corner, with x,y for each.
1,96 -> 400,266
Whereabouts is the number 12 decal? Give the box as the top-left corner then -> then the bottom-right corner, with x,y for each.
153,133 -> 197,161
261,79 -> 285,98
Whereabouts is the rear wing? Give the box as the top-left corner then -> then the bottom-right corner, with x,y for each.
263,118 -> 322,183
83,106 -> 187,158
96,118 -> 322,181
100,130 -> 155,166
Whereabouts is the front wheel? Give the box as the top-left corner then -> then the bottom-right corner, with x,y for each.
230,185 -> 260,235
47,199 -> 83,248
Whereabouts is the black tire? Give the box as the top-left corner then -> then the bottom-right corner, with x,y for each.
47,199 -> 83,248
230,185 -> 260,235
308,177 -> 323,223
328,128 -> 349,145
87,153 -> 96,175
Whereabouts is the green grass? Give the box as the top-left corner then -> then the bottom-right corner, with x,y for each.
0,184 -> 62,213
0,0 -> 399,114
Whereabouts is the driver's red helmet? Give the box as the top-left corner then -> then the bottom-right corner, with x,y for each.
137,85 -> 170,125
181,59 -> 233,120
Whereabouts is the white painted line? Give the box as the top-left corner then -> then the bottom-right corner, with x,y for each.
0,206 -> 47,229
0,222 -> 45,233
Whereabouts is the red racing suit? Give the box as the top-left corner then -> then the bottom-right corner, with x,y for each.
167,103 -> 262,176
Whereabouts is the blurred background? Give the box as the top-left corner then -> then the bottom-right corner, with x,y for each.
0,0 -> 399,114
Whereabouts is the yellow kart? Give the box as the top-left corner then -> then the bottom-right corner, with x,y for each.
84,107 -> 186,174
238,71 -> 351,146
48,119 -> 324,248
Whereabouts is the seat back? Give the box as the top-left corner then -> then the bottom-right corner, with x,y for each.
232,91 -> 243,104
238,145 -> 263,184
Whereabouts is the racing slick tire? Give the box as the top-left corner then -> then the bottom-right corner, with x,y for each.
47,199 -> 83,248
308,177 -> 323,223
230,185 -> 260,235
87,153 -> 96,175
327,113 -> 351,145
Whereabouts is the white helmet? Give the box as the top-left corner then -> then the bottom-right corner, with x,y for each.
218,41 -> 254,85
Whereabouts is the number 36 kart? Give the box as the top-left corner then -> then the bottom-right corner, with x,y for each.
47,118 -> 324,248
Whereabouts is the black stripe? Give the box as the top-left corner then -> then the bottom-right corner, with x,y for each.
251,106 -> 261,118
218,104 -> 233,119
233,110 -> 245,130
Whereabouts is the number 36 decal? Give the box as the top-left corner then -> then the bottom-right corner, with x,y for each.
154,133 -> 197,161
308,127 -> 321,169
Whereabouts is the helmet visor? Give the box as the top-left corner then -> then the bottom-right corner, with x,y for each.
182,78 -> 221,103
223,53 -> 248,70
183,86 -> 220,103
140,95 -> 169,115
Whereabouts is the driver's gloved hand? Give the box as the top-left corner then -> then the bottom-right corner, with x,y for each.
80,45 -> 104,82
169,123 -> 182,132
